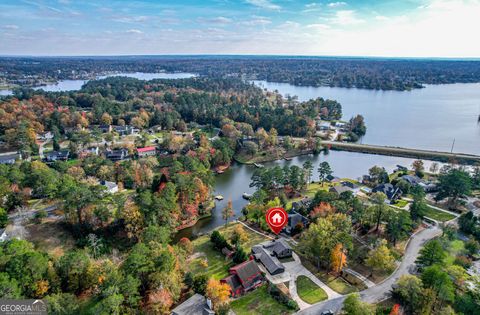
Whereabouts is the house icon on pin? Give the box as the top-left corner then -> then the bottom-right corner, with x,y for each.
272,213 -> 283,224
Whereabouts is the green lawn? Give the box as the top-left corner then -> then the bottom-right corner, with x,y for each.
296,276 -> 328,304
190,223 -> 269,280
230,285 -> 293,315
444,240 -> 465,266
393,199 -> 409,208
423,206 -> 456,222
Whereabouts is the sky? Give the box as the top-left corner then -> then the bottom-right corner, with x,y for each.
1,0 -> 479,57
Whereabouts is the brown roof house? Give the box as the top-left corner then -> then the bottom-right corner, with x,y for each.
221,259 -> 264,297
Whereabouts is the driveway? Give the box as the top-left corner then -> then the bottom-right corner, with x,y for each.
260,250 -> 341,310
296,224 -> 442,314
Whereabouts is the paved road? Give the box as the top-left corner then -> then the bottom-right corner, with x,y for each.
297,225 -> 442,314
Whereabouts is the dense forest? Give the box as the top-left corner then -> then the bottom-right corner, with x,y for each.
3,56 -> 480,91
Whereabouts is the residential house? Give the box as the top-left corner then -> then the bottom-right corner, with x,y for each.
317,121 -> 333,131
0,152 -> 21,165
44,150 -> 70,162
221,260 -> 263,297
89,125 -> 112,134
171,294 -> 214,315
263,239 -> 292,259
326,174 -> 341,183
99,180 -> 118,194
329,185 -> 353,195
112,125 -> 134,136
372,183 -> 402,201
137,146 -> 157,158
291,197 -> 312,213
79,146 -> 99,158
419,182 -> 438,193
401,175 -> 422,186
252,243 -> 285,275
284,211 -> 309,235
106,148 -> 129,161
36,131 -> 54,141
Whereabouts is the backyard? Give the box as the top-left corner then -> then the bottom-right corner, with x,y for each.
230,285 -> 294,315
189,222 -> 270,280
423,206 -> 457,222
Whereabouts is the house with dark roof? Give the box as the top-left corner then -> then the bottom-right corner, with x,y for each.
372,183 -> 402,201
263,239 -> 292,259
89,124 -> 112,134
401,175 -> 422,186
112,125 -> 134,136
171,293 -> 214,315
284,211 -> 309,235
106,148 -> 129,161
329,185 -> 353,195
221,260 -> 263,297
251,245 -> 285,275
0,153 -> 21,165
44,150 -> 70,162
291,197 -> 312,213
137,146 -> 157,158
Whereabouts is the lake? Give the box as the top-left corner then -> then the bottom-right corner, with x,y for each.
174,150 -> 443,241
0,72 -> 196,95
254,81 -> 480,155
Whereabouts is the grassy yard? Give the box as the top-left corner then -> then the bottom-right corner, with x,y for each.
230,285 -> 293,315
423,206 -> 456,222
286,182 -> 331,210
444,239 -> 465,266
189,223 -> 269,280
25,219 -> 75,257
296,275 -> 328,304
299,256 -> 362,294
393,199 -> 409,208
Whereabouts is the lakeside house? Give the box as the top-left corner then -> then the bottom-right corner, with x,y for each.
401,174 -> 422,186
221,260 -> 263,297
284,211 -> 309,235
171,293 -> 214,315
0,152 -> 21,165
372,183 -> 402,201
252,239 -> 293,275
106,148 -> 129,161
44,150 -> 70,162
137,146 -> 157,158
36,131 -> 54,141
291,197 -> 312,213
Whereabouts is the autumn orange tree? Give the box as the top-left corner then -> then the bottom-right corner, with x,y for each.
206,278 -> 231,312
330,243 -> 347,274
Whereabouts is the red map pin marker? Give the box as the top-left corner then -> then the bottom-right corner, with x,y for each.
266,207 -> 288,235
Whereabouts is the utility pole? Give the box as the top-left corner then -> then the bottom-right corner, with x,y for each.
450,138 -> 455,153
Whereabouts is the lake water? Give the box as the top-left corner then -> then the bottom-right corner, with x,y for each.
174,150 -> 443,240
254,81 -> 480,155
0,72 -> 196,95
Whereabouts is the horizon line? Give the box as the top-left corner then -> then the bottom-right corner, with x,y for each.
1,53 -> 480,61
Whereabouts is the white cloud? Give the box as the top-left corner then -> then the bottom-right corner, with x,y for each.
3,24 -> 19,30
126,29 -> 143,34
327,2 -> 347,7
198,16 -> 233,24
374,15 -> 389,21
330,10 -> 365,25
246,0 -> 281,10
305,2 -> 319,8
240,16 -> 272,26
306,23 -> 331,30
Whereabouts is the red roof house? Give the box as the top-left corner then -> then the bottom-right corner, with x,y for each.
136,146 -> 157,158
221,259 -> 263,297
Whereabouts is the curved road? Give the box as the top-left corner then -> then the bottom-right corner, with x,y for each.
297,225 -> 442,314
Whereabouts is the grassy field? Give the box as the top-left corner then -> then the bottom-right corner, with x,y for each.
423,206 -> 456,222
296,275 -> 328,304
230,285 -> 293,315
190,223 -> 269,280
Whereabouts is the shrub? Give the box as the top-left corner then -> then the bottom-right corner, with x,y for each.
454,255 -> 472,269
